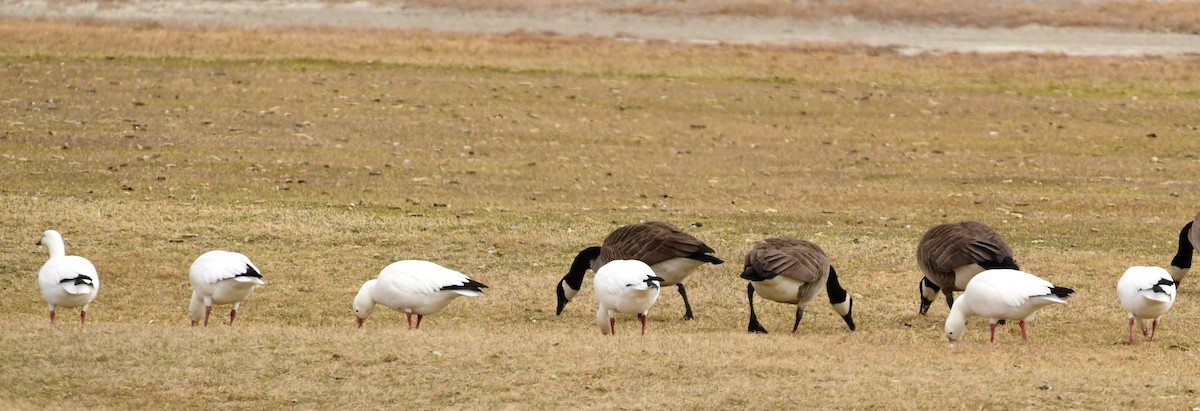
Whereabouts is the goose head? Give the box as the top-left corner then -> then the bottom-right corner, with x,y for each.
352,280 -> 377,328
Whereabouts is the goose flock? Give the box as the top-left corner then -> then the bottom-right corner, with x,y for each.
29,212 -> 1197,343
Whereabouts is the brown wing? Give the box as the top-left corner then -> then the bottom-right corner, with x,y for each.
916,221 -> 1014,286
597,221 -> 714,266
744,238 -> 828,283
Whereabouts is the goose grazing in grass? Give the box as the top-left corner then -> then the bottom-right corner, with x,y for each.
594,259 -> 664,336
353,260 -> 487,329
741,238 -> 855,333
944,269 -> 1074,343
1117,266 -> 1176,345
557,221 -> 723,320
36,230 -> 100,325
1167,212 -> 1199,286
189,250 -> 264,327
916,221 -> 1019,316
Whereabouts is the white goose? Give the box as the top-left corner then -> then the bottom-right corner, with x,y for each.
944,269 -> 1074,343
353,260 -> 487,329
189,250 -> 265,327
36,230 -> 100,325
1117,266 -> 1176,345
594,259 -> 664,336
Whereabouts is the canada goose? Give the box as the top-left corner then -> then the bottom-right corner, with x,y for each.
1117,266 -> 1176,344
594,260 -> 664,335
741,238 -> 855,333
556,221 -> 723,320
188,250 -> 265,327
1167,212 -> 1199,286
353,260 -> 487,329
916,221 -> 1019,315
944,269 -> 1073,343
36,230 -> 100,325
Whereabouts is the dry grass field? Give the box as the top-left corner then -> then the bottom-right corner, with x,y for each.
2,17 -> 1200,410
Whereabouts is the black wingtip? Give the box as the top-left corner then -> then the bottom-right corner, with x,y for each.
690,252 -> 724,265
979,256 -> 1020,271
236,264 -> 263,279
1049,286 -> 1075,298
441,279 -> 488,293
643,275 -> 665,288
740,266 -> 775,281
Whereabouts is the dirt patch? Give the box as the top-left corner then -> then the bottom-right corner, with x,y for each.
2,0 -> 1200,56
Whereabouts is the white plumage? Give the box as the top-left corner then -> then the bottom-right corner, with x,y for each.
1117,266 -> 1176,344
353,260 -> 487,329
944,269 -> 1074,343
36,230 -> 100,325
594,260 -> 664,336
188,250 -> 264,327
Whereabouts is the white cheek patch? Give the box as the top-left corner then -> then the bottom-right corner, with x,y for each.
561,280 -> 579,300
920,281 -> 939,300
1167,266 -> 1189,283
832,298 -> 852,317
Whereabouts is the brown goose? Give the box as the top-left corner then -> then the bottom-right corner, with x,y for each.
556,221 -> 723,320
1167,211 -> 1200,286
916,221 -> 1019,315
741,238 -> 855,333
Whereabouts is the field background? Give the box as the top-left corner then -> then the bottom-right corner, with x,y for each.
2,5 -> 1200,410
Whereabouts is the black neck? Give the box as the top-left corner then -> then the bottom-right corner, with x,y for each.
825,265 -> 849,305
563,246 -> 601,290
1171,222 -> 1194,269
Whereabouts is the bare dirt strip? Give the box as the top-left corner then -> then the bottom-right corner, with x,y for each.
2,0 -> 1199,57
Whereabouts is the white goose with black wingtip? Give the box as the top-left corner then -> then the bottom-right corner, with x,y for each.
593,259 -> 664,336
1117,266 -> 1176,345
36,230 -> 100,325
916,221 -> 1020,316
944,269 -> 1074,343
557,221 -> 723,321
353,260 -> 487,329
189,250 -> 265,327
1167,211 -> 1199,286
741,238 -> 855,333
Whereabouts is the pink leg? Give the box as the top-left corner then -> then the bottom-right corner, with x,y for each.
405,313 -> 413,329
1019,320 -> 1028,342
203,305 -> 213,327
81,310 -> 87,325
415,315 -> 423,330
229,309 -> 238,326
1127,317 -> 1135,345
639,313 -> 648,336
49,309 -> 56,324
609,317 -> 616,335
1150,319 -> 1159,342
989,323 -> 997,343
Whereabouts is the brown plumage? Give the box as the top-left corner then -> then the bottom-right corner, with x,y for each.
741,238 -> 854,333
556,221 -> 723,320
915,221 -> 1019,315
596,221 -> 719,269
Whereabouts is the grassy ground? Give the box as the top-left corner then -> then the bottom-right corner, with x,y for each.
2,19 -> 1200,409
